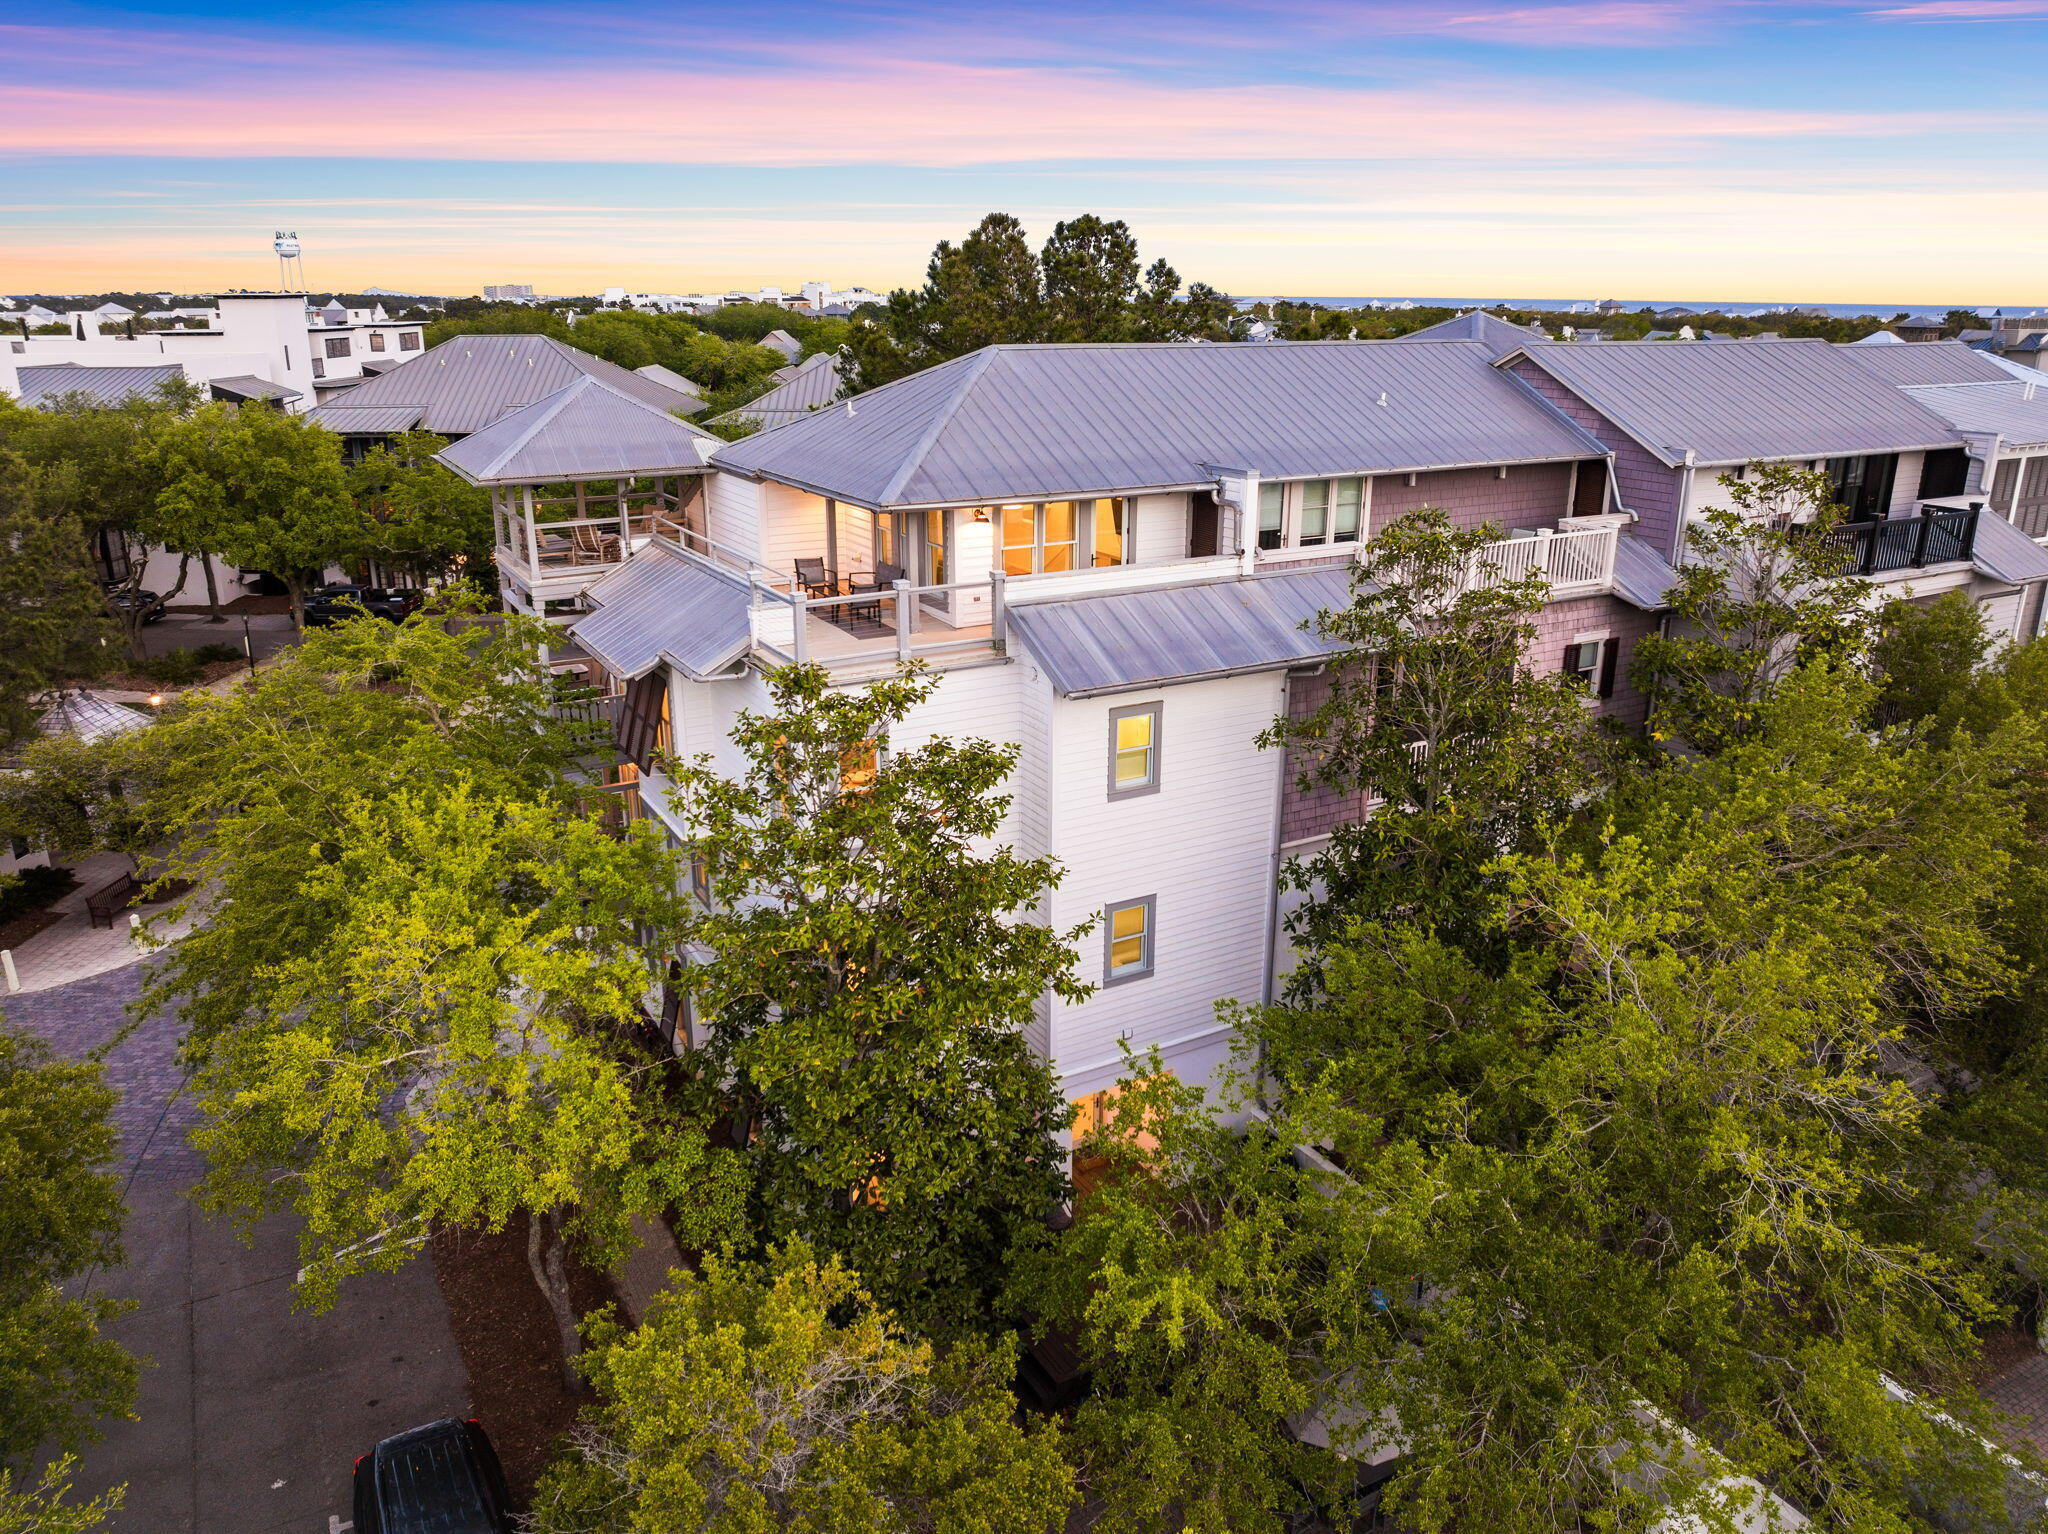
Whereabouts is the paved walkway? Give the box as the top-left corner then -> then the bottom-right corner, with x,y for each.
3,853 -> 197,994
12,960 -> 468,1533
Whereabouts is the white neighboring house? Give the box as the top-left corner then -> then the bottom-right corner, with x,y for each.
0,291 -> 424,410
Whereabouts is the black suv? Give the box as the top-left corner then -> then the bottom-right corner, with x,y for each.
303,585 -> 424,627
352,1418 -> 511,1534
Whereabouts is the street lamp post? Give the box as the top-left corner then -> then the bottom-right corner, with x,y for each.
241,613 -> 256,675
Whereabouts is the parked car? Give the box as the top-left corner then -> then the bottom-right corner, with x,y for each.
352,1417 -> 511,1534
303,584 -> 425,626
104,585 -> 166,625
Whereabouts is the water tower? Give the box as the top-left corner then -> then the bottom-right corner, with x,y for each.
273,232 -> 304,291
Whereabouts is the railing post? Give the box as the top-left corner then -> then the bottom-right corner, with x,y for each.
990,569 -> 1007,649
1960,508 -> 1979,561
1912,514 -> 1932,569
893,579 -> 913,663
790,587 -> 808,665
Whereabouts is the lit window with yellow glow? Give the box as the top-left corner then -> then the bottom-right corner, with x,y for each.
1108,703 -> 1160,797
840,740 -> 879,792
1104,896 -> 1154,983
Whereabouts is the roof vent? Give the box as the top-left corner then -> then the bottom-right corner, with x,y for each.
844,398 -> 856,417
1377,391 -> 1389,408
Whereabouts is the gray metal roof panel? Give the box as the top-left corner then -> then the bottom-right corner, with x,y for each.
434,376 -> 717,485
1611,531 -> 1681,611
709,353 -> 845,428
296,334 -> 702,436
1392,310 -> 1551,356
12,362 -> 185,409
1005,563 -> 1356,696
1971,509 -> 2048,585
1503,339 -> 1968,467
714,341 -> 1605,509
1835,339 -> 2015,386
566,547 -> 753,680
209,373 -> 302,402
1900,381 -> 2048,451
307,405 -> 427,435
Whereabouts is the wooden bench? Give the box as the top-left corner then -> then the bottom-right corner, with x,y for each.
83,871 -> 194,929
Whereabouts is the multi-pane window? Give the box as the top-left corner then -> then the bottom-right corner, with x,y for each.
399,331 -> 422,351
324,336 -> 351,359
369,331 -> 387,353
1000,502 -> 1079,574
1108,703 -> 1161,797
1103,896 -> 1155,984
310,357 -> 325,378
1562,637 -> 1618,699
1260,478 -> 1365,550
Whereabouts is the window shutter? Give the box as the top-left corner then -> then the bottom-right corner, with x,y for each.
1560,645 -> 1580,679
615,670 -> 668,769
1597,638 -> 1619,699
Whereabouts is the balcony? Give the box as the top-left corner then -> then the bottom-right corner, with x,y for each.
1807,506 -> 1978,575
1462,523 -> 1619,598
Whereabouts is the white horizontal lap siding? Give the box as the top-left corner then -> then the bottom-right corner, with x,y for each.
705,472 -> 765,566
1045,672 -> 1285,1091
886,664 -> 1035,859
1131,492 -> 1190,563
757,481 -> 832,582
1892,452 -> 1925,513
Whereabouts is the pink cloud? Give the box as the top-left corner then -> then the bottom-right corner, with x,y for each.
0,57 -> 1987,168
1864,0 -> 2048,15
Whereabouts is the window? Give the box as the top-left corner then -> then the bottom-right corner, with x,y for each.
1562,637 -> 1618,699
1108,703 -> 1161,797
368,331 -> 387,353
1260,478 -> 1365,551
310,356 -> 325,378
1000,502 -> 1082,574
1823,453 -> 1897,522
1103,896 -> 1156,984
1093,498 -> 1129,567
399,331 -> 422,351
324,335 -> 352,359
840,739 -> 879,792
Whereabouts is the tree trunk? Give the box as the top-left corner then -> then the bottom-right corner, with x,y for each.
201,556 -> 224,623
525,1211 -> 585,1396
285,573 -> 306,633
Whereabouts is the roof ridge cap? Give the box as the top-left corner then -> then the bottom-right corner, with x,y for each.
474,376 -> 590,479
876,348 -> 1001,506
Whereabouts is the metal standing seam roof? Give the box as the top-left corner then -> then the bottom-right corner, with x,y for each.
565,547 -> 754,681
434,376 -> 719,486
712,341 -> 1608,509
309,405 -> 427,435
1004,563 -> 1359,697
1398,310 -> 1552,356
1499,339 -> 1968,468
301,334 -> 702,436
10,362 -> 186,408
709,352 -> 845,429
1610,532 -> 1683,611
1971,509 -> 2048,585
1900,381 -> 2048,451
1834,339 -> 2017,386
209,374 -> 302,403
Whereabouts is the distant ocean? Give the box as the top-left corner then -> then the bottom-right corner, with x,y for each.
1236,296 -> 2021,319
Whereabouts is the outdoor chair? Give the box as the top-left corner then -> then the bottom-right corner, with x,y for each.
794,557 -> 840,599
569,523 -> 621,565
845,561 -> 906,624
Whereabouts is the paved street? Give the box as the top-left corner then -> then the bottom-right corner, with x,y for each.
11,962 -> 469,1534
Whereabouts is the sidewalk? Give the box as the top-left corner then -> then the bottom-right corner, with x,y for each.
2,852 -> 197,995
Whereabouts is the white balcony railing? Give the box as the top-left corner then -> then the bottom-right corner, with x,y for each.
1466,523 -> 1617,596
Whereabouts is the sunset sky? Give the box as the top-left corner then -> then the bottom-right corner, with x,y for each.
5,0 -> 2047,304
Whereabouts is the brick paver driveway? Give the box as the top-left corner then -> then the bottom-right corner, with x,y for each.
11,963 -> 469,1534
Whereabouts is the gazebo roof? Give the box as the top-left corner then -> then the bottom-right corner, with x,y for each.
37,690 -> 151,743
433,375 -> 719,486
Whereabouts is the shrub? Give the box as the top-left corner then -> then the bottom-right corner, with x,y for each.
134,651 -> 201,685
192,642 -> 242,665
0,864 -> 79,924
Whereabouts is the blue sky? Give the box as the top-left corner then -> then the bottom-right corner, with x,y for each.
4,0 -> 2046,303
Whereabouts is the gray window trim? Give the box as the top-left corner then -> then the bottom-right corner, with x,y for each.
1107,701 -> 1163,799
1102,894 -> 1157,985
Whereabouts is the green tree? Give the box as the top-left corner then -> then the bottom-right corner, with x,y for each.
0,1020 -> 135,1466
668,663 -> 1085,1335
1264,508 -> 1610,953
1040,214 -> 1143,341
347,428 -> 493,587
144,403 -> 357,629
0,452 -> 116,746
1632,461 -> 1874,752
528,1245 -> 1074,1534
0,1459 -> 122,1534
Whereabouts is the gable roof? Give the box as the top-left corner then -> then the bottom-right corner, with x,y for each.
1972,508 -> 2048,584
709,352 -> 845,430
11,362 -> 186,409
1834,339 -> 2015,386
634,363 -> 704,403
434,375 -> 718,485
302,333 -> 701,436
1902,380 -> 2048,452
1499,338 -> 1965,468
713,341 -> 1607,509
567,546 -> 753,680
1398,310 -> 1551,357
